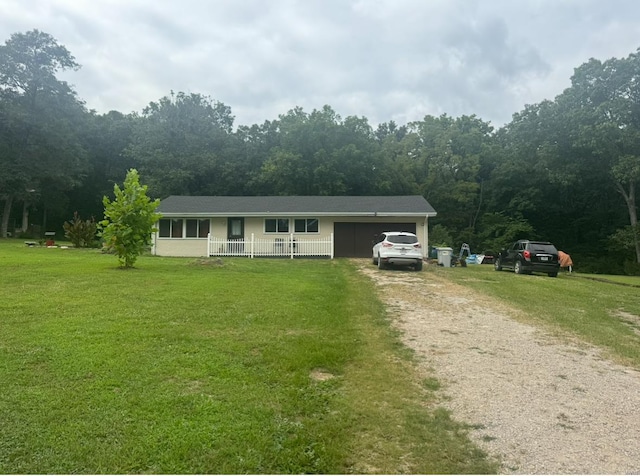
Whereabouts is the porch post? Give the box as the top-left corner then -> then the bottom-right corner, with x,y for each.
250,233 -> 255,259
152,227 -> 157,256
330,232 -> 334,259
423,217 -> 429,259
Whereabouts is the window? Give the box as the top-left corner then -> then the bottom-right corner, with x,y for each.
159,218 -> 209,238
186,219 -> 198,237
198,219 -> 210,238
265,218 -> 289,233
171,219 -> 183,238
387,235 -> 418,244
294,218 -> 319,233
159,219 -> 171,237
229,218 -> 243,237
186,219 -> 210,238
159,219 -> 183,238
531,243 -> 557,253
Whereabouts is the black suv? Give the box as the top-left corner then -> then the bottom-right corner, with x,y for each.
494,240 -> 560,277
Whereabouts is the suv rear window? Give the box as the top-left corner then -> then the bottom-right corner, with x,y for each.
529,243 -> 557,253
387,235 -> 418,244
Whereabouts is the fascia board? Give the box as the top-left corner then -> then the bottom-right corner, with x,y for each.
159,211 -> 435,217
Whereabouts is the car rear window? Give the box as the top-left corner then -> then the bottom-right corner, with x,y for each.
387,235 -> 418,244
530,243 -> 557,253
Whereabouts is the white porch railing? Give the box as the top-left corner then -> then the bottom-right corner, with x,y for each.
208,233 -> 334,259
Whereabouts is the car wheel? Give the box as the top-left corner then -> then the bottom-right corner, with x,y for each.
494,257 -> 502,271
548,272 -> 558,277
378,255 -> 386,270
415,260 -> 423,271
372,255 -> 378,265
514,260 -> 524,274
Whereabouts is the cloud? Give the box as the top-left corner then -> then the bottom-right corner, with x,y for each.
1,0 -> 639,128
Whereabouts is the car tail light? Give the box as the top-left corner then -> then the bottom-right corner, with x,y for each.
382,242 -> 393,248
413,243 -> 422,249
523,250 -> 531,260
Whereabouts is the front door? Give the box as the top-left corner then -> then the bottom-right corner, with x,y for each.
227,217 -> 244,253
227,217 -> 244,240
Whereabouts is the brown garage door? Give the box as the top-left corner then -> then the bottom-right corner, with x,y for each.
334,222 -> 417,257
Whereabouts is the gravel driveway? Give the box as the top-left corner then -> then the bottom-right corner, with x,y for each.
356,262 -> 640,474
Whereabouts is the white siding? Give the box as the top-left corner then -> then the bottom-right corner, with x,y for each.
154,215 -> 429,257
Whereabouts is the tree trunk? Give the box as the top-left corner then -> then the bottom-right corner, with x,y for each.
21,201 -> 29,232
617,181 -> 639,263
42,203 -> 47,234
1,195 -> 14,238
630,185 -> 640,264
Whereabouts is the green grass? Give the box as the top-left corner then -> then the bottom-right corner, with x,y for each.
433,265 -> 640,368
574,273 -> 640,287
0,240 -> 496,474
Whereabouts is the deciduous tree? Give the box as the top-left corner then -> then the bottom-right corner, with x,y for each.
125,92 -> 235,198
566,51 -> 640,263
99,169 -> 161,268
0,29 -> 86,237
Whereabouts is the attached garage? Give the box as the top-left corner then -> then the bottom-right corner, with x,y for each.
334,222 -> 417,258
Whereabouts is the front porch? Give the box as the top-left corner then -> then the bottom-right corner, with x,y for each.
208,233 -> 334,259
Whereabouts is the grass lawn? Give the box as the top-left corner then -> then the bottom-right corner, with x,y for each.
0,240 -> 496,474
434,264 -> 640,369
574,273 -> 640,287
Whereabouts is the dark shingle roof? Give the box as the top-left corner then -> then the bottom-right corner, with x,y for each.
158,195 -> 436,216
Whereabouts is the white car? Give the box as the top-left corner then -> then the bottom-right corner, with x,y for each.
372,231 -> 423,271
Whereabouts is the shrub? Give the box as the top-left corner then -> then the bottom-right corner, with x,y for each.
623,260 -> 640,276
571,253 -> 624,275
477,212 -> 535,252
429,224 -> 454,247
63,212 -> 97,248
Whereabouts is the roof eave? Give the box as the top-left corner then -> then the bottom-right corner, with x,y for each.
158,211 -> 436,217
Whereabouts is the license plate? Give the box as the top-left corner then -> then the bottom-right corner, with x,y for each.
540,256 -> 548,261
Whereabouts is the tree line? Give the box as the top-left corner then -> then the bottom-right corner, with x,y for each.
1,30 -> 638,273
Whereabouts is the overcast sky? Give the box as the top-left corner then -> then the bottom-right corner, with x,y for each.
2,0 -> 639,129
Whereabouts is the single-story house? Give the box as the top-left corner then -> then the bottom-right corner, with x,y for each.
153,195 -> 437,258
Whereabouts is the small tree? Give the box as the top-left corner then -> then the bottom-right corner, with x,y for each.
63,211 -> 97,248
99,169 -> 161,268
